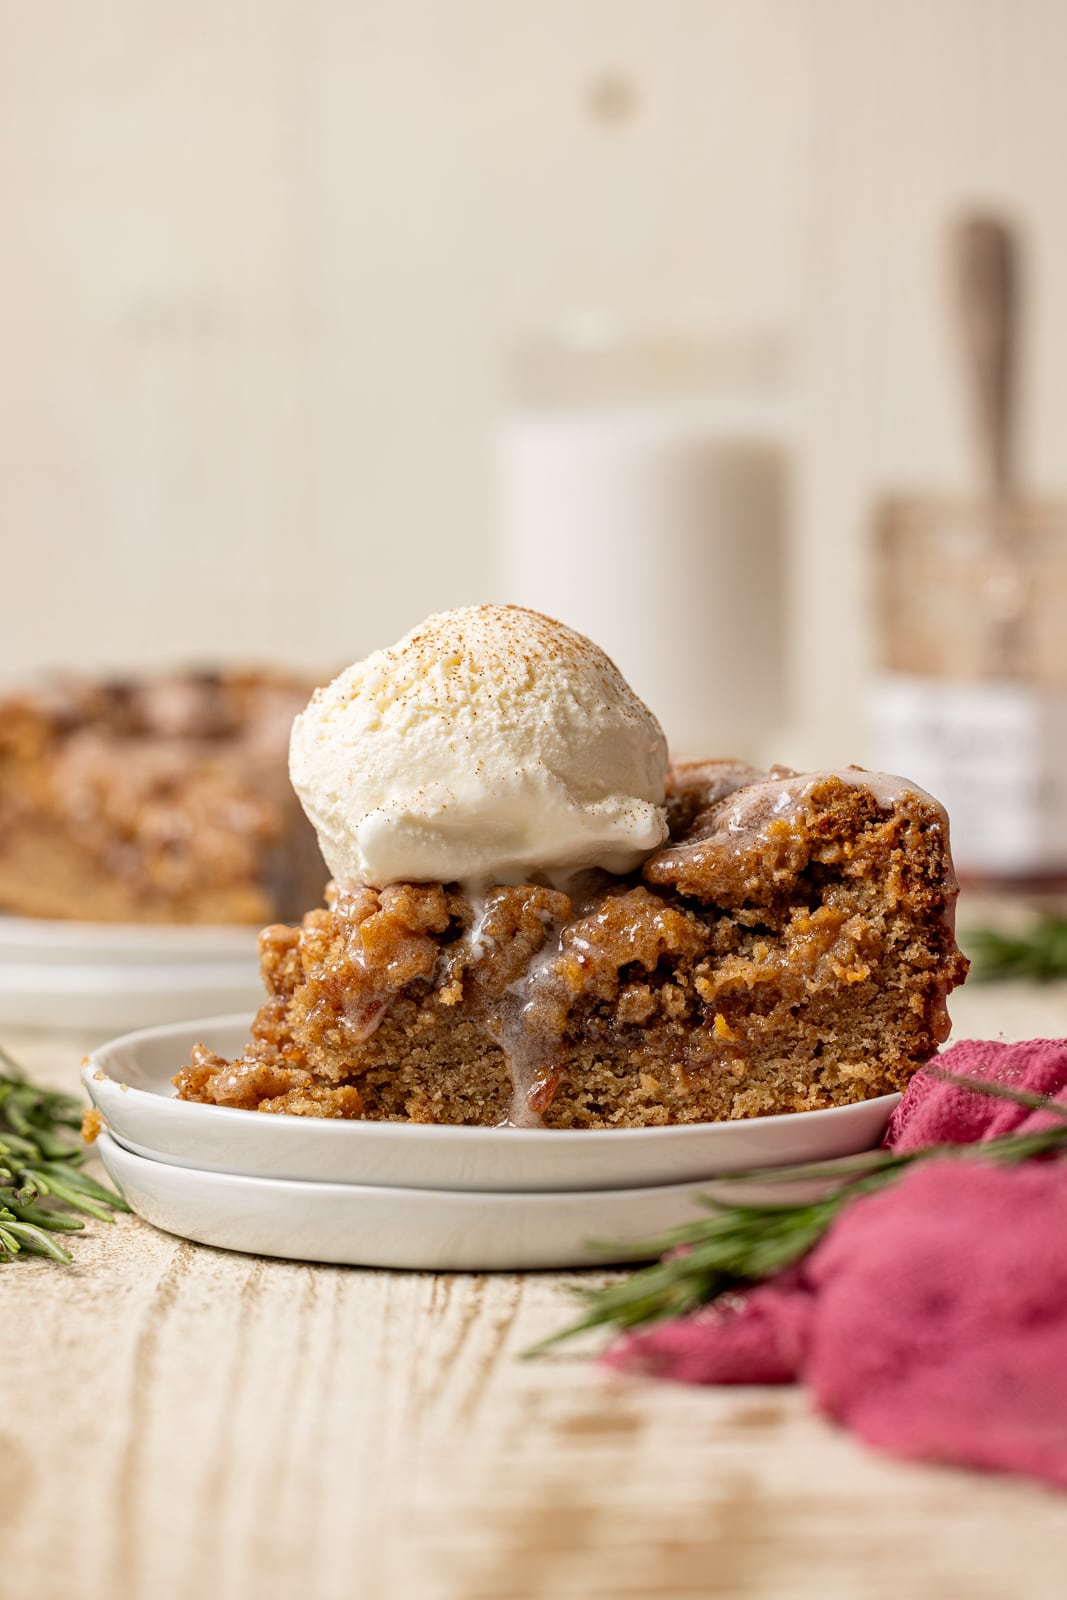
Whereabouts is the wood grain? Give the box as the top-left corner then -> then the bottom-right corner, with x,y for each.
5,976 -> 1067,1600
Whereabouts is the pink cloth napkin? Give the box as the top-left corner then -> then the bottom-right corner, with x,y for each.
603,1039 -> 1067,1489
886,1036 -> 1067,1147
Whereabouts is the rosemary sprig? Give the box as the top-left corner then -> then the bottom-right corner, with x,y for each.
0,1047 -> 128,1265
530,1068 -> 1067,1354
964,916 -> 1067,982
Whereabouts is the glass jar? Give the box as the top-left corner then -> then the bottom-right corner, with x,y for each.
875,496 -> 1067,686
869,494 -> 1067,880
494,318 -> 793,763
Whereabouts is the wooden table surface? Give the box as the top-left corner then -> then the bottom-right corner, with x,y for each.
6,976 -> 1067,1600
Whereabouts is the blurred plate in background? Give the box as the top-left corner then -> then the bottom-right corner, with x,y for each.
0,914 -> 259,966
0,920 -> 262,1030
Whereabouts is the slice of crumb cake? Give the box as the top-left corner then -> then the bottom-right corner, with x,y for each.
174,764 -> 968,1128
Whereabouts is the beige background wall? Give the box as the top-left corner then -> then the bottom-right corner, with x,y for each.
2,0 -> 1066,765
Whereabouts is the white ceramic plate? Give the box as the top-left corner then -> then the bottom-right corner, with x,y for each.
84,1014 -> 900,1194
96,1129 -> 852,1271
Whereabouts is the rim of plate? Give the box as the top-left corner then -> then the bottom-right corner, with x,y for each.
95,1129 -> 868,1203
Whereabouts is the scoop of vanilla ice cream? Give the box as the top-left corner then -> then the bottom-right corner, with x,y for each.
289,605 -> 670,888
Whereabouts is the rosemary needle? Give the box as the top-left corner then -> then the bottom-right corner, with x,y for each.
0,1054 -> 128,1265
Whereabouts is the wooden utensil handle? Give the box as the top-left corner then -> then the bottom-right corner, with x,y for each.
953,215 -> 1017,497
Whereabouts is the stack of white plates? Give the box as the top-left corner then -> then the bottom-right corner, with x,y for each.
83,1015 -> 899,1271
0,917 -> 263,1030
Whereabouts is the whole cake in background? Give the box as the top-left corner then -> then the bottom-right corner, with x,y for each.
175,607 -> 969,1128
0,669 -> 327,925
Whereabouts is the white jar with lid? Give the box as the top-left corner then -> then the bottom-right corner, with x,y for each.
494,317 -> 793,764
